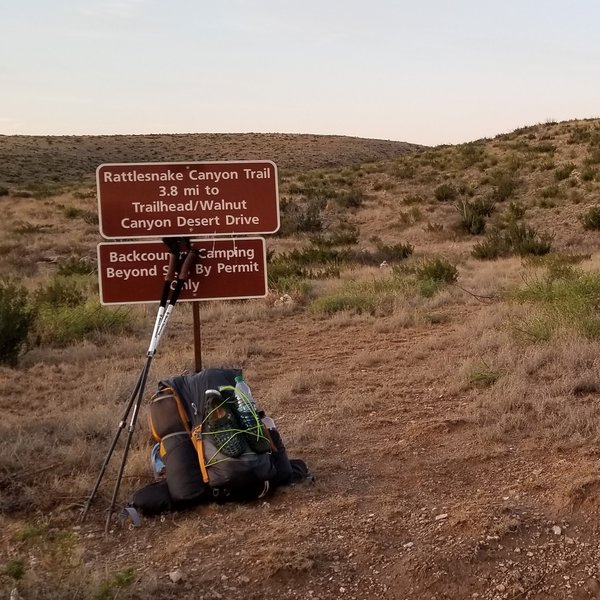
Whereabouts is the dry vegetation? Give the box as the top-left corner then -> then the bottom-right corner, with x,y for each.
3,122 -> 600,599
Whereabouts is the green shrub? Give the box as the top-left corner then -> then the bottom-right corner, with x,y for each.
506,201 -> 526,221
35,302 -> 135,346
415,257 -> 458,284
581,166 -> 598,181
434,183 -> 458,202
94,567 -> 136,600
471,231 -> 513,260
507,223 -> 553,256
390,163 -> 415,179
335,187 -> 365,209
64,206 -> 83,219
309,226 -> 359,247
491,172 -> 519,202
455,198 -> 495,235
3,558 -> 25,580
581,206 -> 600,230
540,185 -> 560,199
310,293 -> 375,316
57,256 -> 96,276
0,278 -> 35,365
371,241 -> 414,264
585,149 -> 600,165
472,223 -> 552,260
278,197 -> 324,235
554,163 -> 575,181
510,269 -> 600,341
34,276 -> 87,307
458,143 -> 485,167
468,362 -> 503,388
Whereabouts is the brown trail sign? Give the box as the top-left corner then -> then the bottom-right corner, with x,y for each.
97,237 -> 267,305
97,160 -> 279,239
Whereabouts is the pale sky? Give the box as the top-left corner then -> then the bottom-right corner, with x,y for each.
2,1 -> 599,146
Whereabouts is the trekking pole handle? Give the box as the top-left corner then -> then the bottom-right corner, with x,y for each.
177,248 -> 198,286
152,248 -> 198,352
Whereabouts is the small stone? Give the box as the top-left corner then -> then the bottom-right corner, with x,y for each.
552,525 -> 562,535
340,587 -> 346,593
526,551 -> 534,557
435,513 -> 448,521
583,578 -> 600,595
169,570 -> 185,584
10,588 -> 24,600
496,583 -> 506,592
239,575 -> 250,584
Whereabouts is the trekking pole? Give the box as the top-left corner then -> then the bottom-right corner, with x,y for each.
80,239 -> 189,523
103,243 -> 198,533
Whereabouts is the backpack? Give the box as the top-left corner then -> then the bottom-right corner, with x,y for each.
147,368 -> 278,506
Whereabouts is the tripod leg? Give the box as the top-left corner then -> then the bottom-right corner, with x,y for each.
104,355 -> 153,534
80,365 -> 146,522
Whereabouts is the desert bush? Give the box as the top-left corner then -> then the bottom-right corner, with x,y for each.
472,231 -> 512,260
580,206 -> 600,230
369,240 -> 414,264
540,185 -> 560,199
455,198 -> 495,235
554,163 -> 576,181
505,201 -> 526,221
0,278 -> 35,365
568,126 -> 591,144
57,255 -> 96,276
434,183 -> 458,202
533,143 -> 556,154
278,197 -> 324,235
390,163 -> 415,179
34,275 -> 88,307
510,269 -> 600,341
491,172 -> 519,202
310,292 -> 375,316
581,166 -> 598,181
396,207 -> 423,226
335,187 -> 365,209
403,194 -> 424,205
458,143 -> 485,167
414,257 -> 458,285
473,223 -> 552,260
468,361 -> 503,388
584,149 -> 600,165
507,223 -> 553,256
309,226 -> 359,247
0,185 -> 9,196
372,180 -> 396,192
34,302 -> 135,346
64,206 -> 83,219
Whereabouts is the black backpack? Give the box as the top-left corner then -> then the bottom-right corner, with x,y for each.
135,368 -> 289,514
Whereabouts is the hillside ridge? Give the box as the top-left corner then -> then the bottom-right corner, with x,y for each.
0,132 -> 422,187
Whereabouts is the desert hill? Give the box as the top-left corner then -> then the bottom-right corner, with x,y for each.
3,118 -> 600,599
0,132 -> 420,189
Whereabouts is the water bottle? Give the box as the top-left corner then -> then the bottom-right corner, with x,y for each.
234,376 -> 271,453
234,375 -> 257,429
